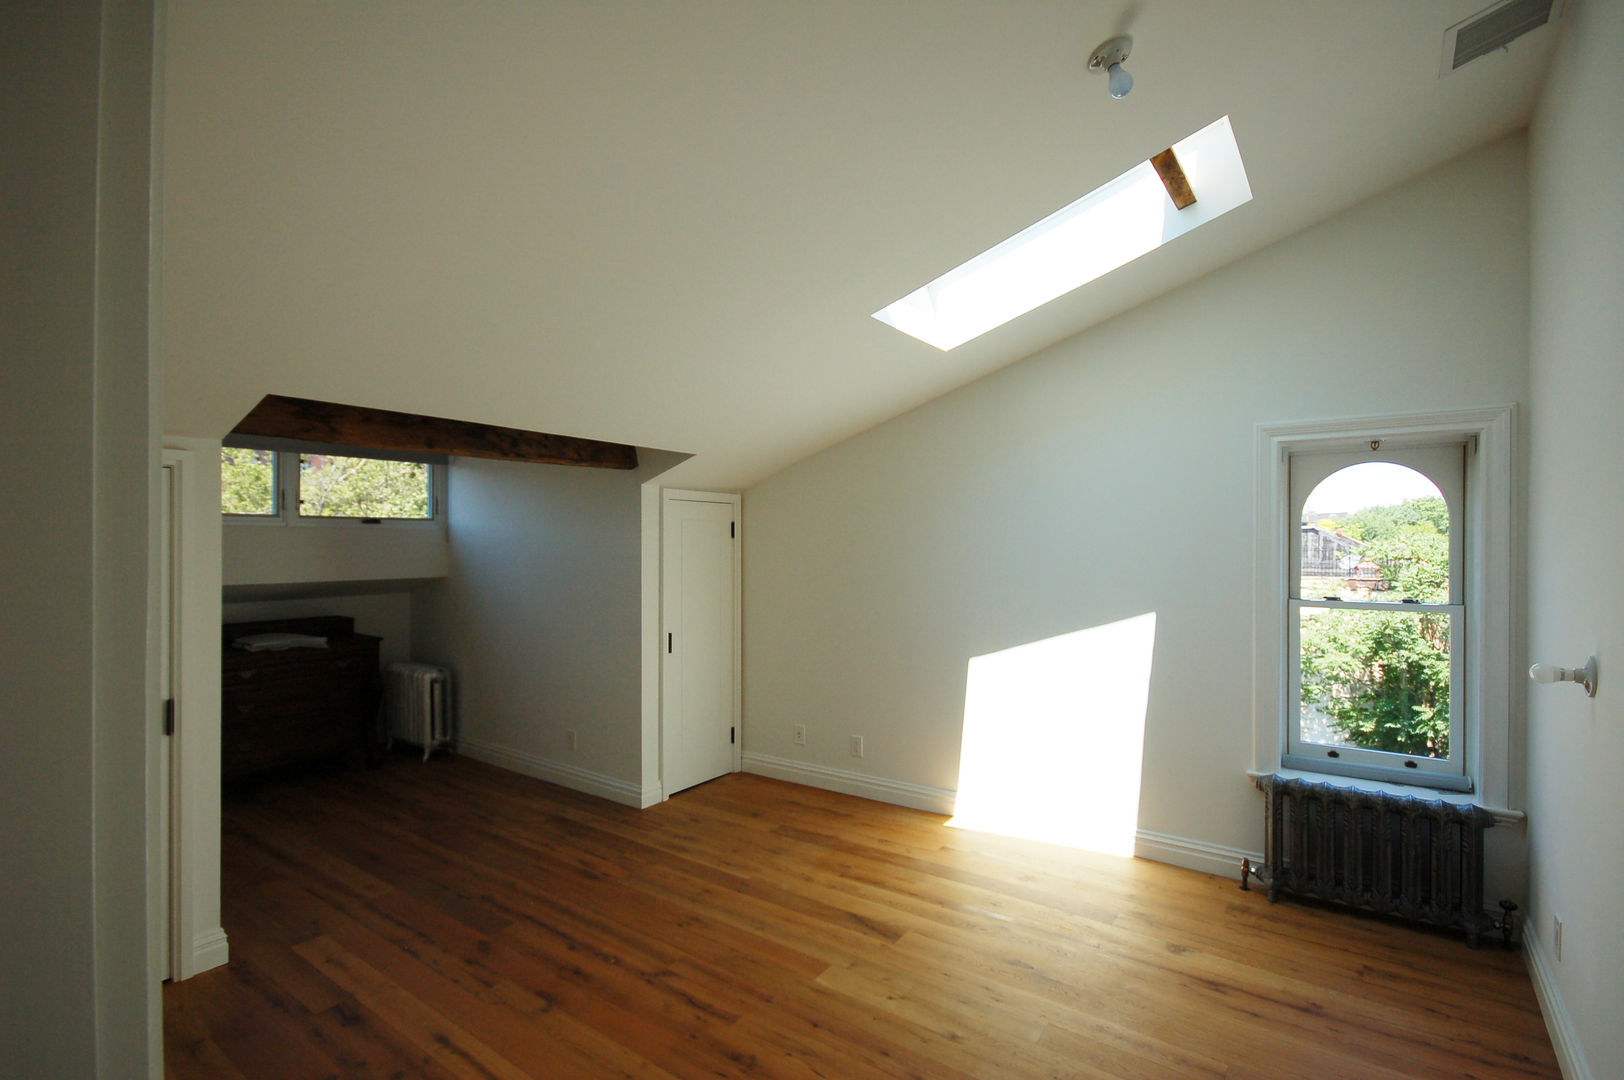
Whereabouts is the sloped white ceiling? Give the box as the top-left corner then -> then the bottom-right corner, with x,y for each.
161,1 -> 1555,488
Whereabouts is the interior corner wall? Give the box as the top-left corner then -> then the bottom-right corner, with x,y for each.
638,477 -> 668,805
411,457 -> 658,798
1,0 -> 157,1074
1525,2 -> 1624,1077
742,134 -> 1530,885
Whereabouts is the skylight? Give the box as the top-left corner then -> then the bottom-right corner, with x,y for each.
873,115 -> 1253,351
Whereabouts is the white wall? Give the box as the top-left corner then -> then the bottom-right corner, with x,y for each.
0,1 -> 158,1074
224,517 -> 447,587
1524,3 -> 1624,1077
743,135 -> 1530,885
412,451 -> 685,802
224,592 -> 414,667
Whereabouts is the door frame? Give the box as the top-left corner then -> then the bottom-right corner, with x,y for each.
154,463 -> 177,982
160,440 -> 229,980
659,488 -> 742,798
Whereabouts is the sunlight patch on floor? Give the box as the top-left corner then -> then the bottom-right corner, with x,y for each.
948,612 -> 1156,856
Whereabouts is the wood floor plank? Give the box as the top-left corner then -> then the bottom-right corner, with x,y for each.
168,758 -> 1561,1080
214,905 -> 349,1016
162,982 -> 255,1080
294,934 -> 541,1080
178,954 -> 368,1080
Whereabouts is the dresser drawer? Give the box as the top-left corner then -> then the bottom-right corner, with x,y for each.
221,629 -> 380,779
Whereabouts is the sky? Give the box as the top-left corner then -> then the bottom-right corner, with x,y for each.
1302,462 -> 1443,516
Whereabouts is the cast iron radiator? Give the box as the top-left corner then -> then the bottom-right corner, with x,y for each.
385,662 -> 453,762
1253,774 -> 1496,946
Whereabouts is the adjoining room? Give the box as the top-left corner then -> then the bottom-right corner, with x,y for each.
6,2 -> 1620,1078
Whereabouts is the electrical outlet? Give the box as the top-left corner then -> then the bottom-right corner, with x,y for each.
850,734 -> 864,759
567,729 -> 578,752
792,724 -> 806,746
1553,916 -> 1564,962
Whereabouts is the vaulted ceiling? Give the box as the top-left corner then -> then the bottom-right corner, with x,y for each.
161,1 -> 1556,488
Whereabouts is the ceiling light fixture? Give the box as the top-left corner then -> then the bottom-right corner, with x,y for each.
872,115 -> 1252,351
1088,35 -> 1134,99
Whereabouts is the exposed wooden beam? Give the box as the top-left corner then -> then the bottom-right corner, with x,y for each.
1150,147 -> 1197,210
230,394 -> 639,470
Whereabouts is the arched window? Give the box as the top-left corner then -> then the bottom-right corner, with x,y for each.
1286,444 -> 1466,788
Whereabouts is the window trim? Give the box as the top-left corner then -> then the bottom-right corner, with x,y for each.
1251,406 -> 1518,809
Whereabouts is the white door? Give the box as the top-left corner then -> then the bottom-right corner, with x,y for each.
661,492 -> 738,796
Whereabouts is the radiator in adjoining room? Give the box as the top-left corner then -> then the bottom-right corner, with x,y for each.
385,662 -> 453,761
1253,773 -> 1497,947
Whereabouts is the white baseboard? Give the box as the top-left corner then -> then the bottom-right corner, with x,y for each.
1523,922 -> 1593,1080
459,737 -> 644,809
740,753 -> 1259,882
189,927 -> 229,977
741,752 -> 957,814
639,784 -> 664,808
1133,828 -> 1263,880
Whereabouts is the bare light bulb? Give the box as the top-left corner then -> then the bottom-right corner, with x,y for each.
1529,663 -> 1562,684
1087,35 -> 1133,101
1107,62 -> 1133,99
1529,657 -> 1599,697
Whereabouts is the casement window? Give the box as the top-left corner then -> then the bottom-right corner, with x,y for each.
221,442 -> 442,525
1253,408 -> 1516,804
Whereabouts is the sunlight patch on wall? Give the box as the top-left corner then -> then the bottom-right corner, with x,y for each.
948,613 -> 1156,856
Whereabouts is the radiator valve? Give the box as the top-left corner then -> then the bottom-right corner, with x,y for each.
1496,900 -> 1519,950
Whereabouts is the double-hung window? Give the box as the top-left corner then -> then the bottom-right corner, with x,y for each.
1285,442 -> 1467,790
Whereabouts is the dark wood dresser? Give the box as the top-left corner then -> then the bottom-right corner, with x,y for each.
221,616 -> 381,780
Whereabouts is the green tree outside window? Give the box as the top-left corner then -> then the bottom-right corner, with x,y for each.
1299,498 -> 1452,758
221,447 -> 276,515
298,454 -> 430,519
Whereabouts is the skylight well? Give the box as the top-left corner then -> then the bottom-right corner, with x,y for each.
873,115 -> 1252,351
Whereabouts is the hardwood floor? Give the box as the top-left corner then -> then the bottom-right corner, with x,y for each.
166,756 -> 1560,1079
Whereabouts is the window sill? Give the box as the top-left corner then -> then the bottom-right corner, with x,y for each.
224,515 -> 442,532
1245,768 -> 1525,826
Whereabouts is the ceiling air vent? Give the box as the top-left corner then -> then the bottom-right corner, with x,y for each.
1441,0 -> 1561,75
